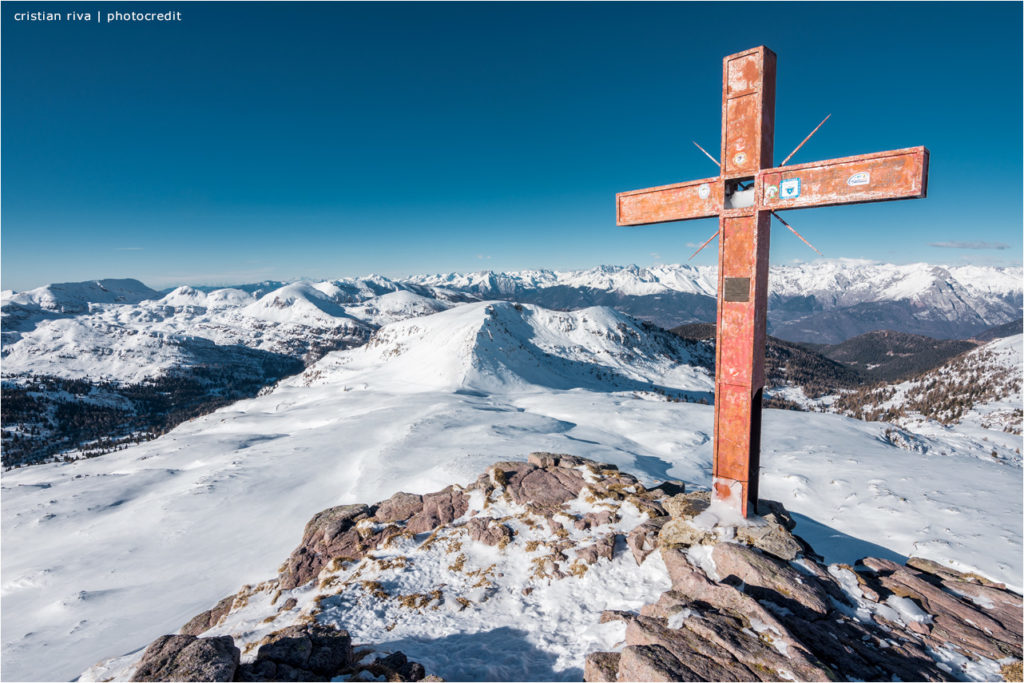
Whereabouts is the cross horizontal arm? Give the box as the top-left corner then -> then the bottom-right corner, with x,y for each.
617,176 -> 720,226
762,146 -> 928,211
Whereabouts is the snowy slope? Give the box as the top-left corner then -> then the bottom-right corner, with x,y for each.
302,302 -> 713,396
826,334 -> 1023,459
2,302 -> 1021,681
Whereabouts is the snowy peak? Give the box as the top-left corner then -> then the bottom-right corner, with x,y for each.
159,285 -> 210,308
4,278 -> 159,314
244,282 -> 361,325
301,301 -> 714,395
346,290 -> 453,326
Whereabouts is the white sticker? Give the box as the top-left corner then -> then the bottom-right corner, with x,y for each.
780,177 -> 801,199
697,183 -> 710,200
765,185 -> 778,199
733,152 -> 747,166
847,171 -> 870,186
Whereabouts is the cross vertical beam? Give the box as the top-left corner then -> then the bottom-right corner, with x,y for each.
713,46 -> 775,516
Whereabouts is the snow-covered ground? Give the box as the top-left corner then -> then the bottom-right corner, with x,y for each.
2,301 -> 1021,681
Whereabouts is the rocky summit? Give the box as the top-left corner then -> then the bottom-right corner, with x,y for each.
82,454 -> 1023,682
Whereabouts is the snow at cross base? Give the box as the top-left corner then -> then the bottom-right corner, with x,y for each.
0,265 -> 1021,681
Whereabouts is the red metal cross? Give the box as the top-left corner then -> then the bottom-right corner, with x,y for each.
616,46 -> 929,517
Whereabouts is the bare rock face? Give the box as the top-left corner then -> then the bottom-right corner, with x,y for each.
180,594 -> 236,636
576,533 -> 618,565
278,487 -> 468,589
374,492 -> 424,524
405,486 -> 468,534
734,520 -> 803,561
278,504 -> 372,590
861,556 -> 1022,661
582,651 -> 619,682
663,490 -> 710,520
658,490 -> 716,548
711,541 -> 830,615
236,623 -> 353,682
626,516 -> 667,565
466,516 -> 513,547
502,462 -> 587,507
659,516 -> 715,548
589,533 -> 1024,683
624,615 -> 758,680
574,509 -> 615,530
131,634 -> 239,682
616,644 -> 691,682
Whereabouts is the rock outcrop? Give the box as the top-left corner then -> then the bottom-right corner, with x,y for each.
586,478 -> 1024,682
130,623 -> 427,683
131,635 -> 240,682
107,453 -> 1022,683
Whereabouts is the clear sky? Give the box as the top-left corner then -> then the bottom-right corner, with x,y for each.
2,2 -> 1022,291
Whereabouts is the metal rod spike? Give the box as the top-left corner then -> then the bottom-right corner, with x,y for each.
688,229 -> 720,260
692,140 -> 721,168
779,114 -> 831,167
771,211 -> 823,256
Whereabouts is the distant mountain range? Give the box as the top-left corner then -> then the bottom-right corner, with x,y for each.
2,261 -> 1020,468
408,261 -> 1023,343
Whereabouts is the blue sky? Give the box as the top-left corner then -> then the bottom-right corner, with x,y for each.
2,2 -> 1021,291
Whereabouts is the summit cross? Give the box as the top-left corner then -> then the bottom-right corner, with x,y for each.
616,46 -> 929,517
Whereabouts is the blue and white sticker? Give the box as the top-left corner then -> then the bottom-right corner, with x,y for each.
847,171 -> 870,186
779,177 -> 801,199
697,183 -> 711,200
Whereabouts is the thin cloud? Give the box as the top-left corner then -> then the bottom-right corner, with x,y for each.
930,241 -> 1008,250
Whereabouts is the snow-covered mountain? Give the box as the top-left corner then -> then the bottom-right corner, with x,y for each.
2,299 -> 1020,681
410,261 -> 1023,342
3,261 -> 1019,379
0,277 -> 467,467
1,275 -> 466,371
300,302 -> 713,397
1,278 -> 159,314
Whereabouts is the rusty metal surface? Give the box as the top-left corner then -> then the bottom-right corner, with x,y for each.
763,147 -> 929,210
616,176 -> 720,226
721,46 -> 776,179
615,46 -> 929,517
712,209 -> 770,517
